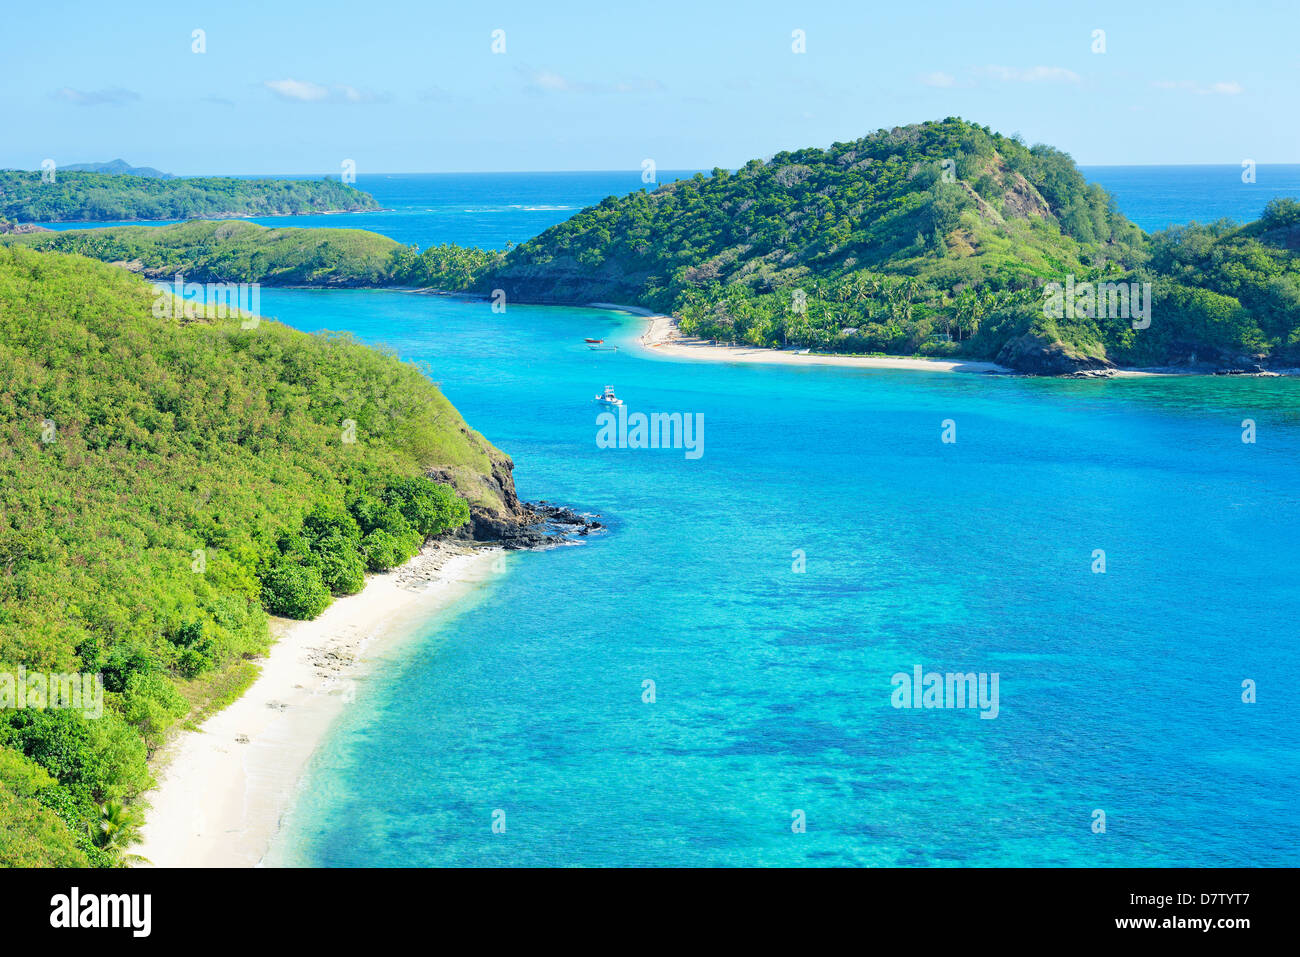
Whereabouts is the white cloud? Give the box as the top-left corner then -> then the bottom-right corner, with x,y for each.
1153,79 -> 1244,95
263,79 -> 384,103
519,67 -> 662,95
532,70 -> 574,92
919,72 -> 957,88
264,78 -> 329,102
979,65 -> 1081,84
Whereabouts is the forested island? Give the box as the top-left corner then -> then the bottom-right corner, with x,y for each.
0,244 -> 530,865
0,170 -> 380,223
6,118 -> 1299,375
60,159 -> 172,178
481,119 -> 1299,373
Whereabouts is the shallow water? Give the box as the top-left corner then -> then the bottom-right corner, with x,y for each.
257,289 -> 1300,867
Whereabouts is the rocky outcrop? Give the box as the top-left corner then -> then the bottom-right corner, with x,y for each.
0,221 -> 50,235
996,333 -> 1114,375
428,450 -> 604,550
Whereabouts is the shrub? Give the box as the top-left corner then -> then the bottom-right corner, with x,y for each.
120,672 -> 190,747
383,477 -> 471,538
360,528 -> 418,572
167,619 -> 217,678
260,560 -> 332,619
100,644 -> 156,695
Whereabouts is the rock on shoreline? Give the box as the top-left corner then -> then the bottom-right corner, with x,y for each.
428,452 -> 604,550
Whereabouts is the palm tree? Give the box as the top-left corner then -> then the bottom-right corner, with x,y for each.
87,801 -> 149,865
953,290 -> 974,341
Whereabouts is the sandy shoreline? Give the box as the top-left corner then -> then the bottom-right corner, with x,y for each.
617,308 -> 1295,379
135,541 -> 501,868
628,309 -> 1009,374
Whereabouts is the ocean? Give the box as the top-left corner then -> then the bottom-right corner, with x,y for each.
223,166 -> 1300,866
38,165 -> 1300,242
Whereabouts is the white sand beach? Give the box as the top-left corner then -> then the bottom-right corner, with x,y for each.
626,309 -> 1010,374
135,542 -> 501,868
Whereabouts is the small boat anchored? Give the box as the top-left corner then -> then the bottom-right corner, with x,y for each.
594,385 -> 624,407
585,337 -> 618,351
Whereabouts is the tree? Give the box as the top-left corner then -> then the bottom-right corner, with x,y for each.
87,800 -> 148,864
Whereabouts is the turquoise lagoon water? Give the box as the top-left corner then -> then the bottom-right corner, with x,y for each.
257,290 -> 1300,867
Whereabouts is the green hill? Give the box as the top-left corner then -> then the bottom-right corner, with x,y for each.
0,170 -> 380,223
9,219 -> 503,289
14,219 -> 409,286
488,117 -> 1142,305
0,244 -> 518,865
477,118 -> 1298,373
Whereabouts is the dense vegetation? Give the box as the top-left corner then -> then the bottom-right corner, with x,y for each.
7,119 -> 1298,371
476,118 -> 1299,372
9,220 -> 505,289
0,170 -> 380,222
0,245 -> 509,865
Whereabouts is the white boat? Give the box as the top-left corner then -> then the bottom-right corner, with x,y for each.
594,385 -> 624,407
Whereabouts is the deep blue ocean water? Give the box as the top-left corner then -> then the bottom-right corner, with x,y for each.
1082,165 -> 1300,233
37,171 -> 697,247
39,165 -> 1300,241
252,295 -> 1300,867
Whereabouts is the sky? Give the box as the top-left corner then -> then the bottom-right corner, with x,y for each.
2,0 -> 1296,174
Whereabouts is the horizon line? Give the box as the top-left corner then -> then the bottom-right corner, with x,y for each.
11,162 -> 1300,178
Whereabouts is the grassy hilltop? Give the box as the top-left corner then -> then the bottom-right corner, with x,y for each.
0,245 -> 515,865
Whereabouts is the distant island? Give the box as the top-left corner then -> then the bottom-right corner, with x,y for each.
6,118 -> 1298,375
60,159 -> 173,178
0,170 -> 381,223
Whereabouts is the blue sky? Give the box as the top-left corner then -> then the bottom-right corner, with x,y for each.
2,0 -> 1296,174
